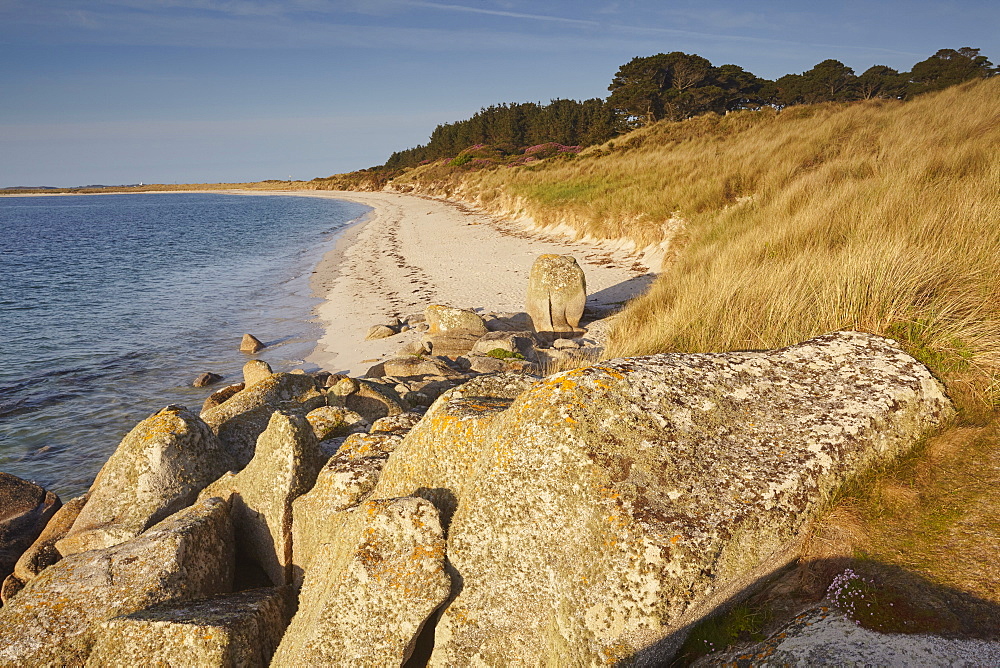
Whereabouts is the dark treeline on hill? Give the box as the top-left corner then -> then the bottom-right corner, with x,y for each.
376,47 -> 996,171
383,98 -> 616,169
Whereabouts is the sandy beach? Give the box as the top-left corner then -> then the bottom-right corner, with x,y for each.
247,190 -> 658,376
4,187 -> 660,376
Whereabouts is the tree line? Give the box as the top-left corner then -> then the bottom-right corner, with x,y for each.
383,47 -> 996,169
384,98 -> 616,168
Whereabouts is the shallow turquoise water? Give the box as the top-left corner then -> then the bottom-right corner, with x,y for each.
0,192 -> 368,498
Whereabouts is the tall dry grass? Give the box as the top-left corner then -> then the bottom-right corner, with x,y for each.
400,79 -> 1000,402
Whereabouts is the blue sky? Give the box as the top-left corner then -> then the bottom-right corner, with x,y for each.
1,1 -> 997,186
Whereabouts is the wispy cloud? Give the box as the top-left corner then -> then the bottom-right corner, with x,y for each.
409,2 -> 600,27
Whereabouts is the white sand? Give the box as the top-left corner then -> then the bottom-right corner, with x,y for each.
245,190 -> 655,376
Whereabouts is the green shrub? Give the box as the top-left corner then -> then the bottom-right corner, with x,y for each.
485,348 -> 525,360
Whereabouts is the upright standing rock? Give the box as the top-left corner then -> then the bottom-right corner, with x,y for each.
526,254 -> 586,334
56,405 -> 236,557
272,497 -> 451,667
200,410 -> 325,586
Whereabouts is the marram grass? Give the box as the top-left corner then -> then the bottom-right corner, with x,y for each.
402,78 -> 1000,405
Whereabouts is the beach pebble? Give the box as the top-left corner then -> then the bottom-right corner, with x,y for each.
192,372 -> 223,387
240,333 -> 266,353
365,325 -> 396,340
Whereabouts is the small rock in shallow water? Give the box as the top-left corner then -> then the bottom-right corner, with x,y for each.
192,372 -> 223,387
240,333 -> 266,353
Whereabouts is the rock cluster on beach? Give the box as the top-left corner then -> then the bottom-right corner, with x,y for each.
0,324 -> 954,665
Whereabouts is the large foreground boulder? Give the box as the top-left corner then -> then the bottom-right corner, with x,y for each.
369,332 -> 953,665
201,372 -> 325,468
56,405 -> 235,557
698,604 -> 1000,667
272,497 -> 450,667
291,457 -> 387,587
525,253 -> 586,334
0,473 -> 60,589
0,497 -> 234,666
200,411 -> 325,586
86,586 -> 295,668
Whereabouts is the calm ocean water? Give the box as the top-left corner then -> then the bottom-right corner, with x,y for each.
0,192 -> 369,499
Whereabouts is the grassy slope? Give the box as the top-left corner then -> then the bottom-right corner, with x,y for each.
395,78 -> 1000,650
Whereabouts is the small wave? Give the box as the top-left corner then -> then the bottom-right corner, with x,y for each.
0,392 -> 81,419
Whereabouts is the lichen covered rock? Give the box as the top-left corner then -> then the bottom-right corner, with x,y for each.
371,372 -> 541,525
0,497 -> 234,666
200,410 -> 325,586
201,382 -> 245,414
327,377 -> 409,422
470,330 -> 538,359
57,405 -> 235,557
336,432 -> 404,461
306,406 -> 369,441
272,497 -> 450,667
370,332 -> 952,665
698,604 -> 1000,667
202,373 -> 325,468
86,586 -> 295,668
369,356 -> 463,379
525,253 -> 586,334
243,359 -> 273,387
370,411 -> 424,435
424,304 -> 487,336
291,457 -> 387,587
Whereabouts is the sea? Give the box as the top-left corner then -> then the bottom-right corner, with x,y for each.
0,192 -> 369,500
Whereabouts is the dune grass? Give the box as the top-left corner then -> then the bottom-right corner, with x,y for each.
401,79 -> 1000,404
